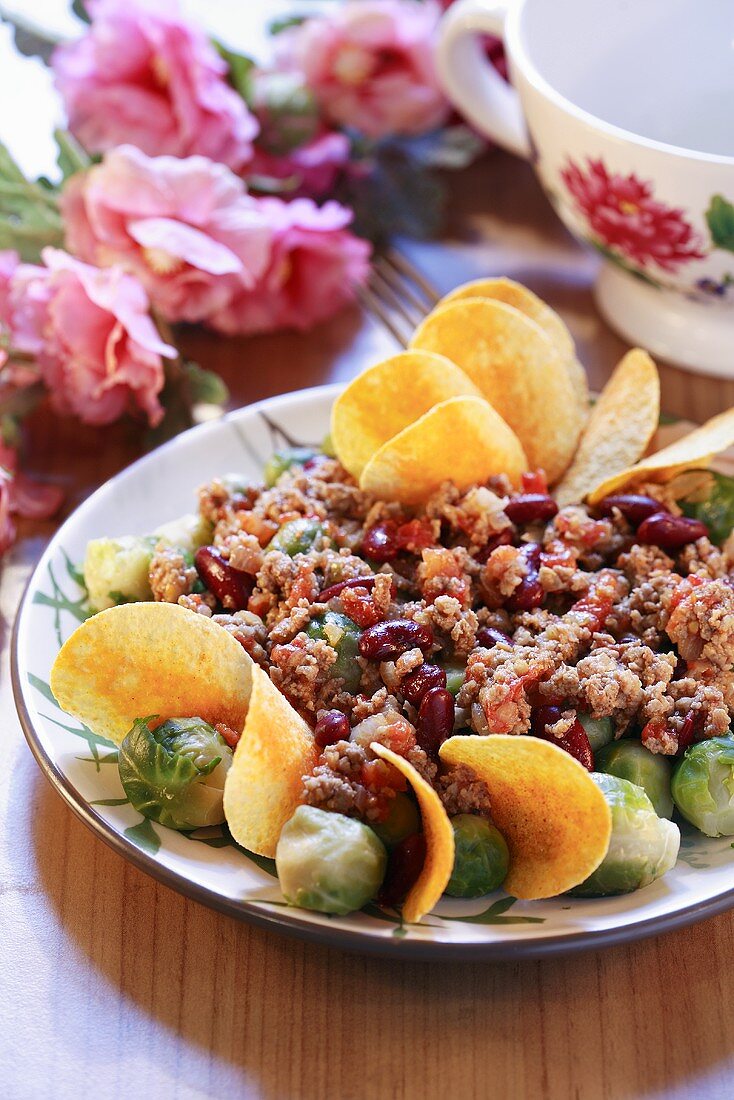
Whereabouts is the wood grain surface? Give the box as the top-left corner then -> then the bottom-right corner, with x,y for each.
3,148 -> 734,1100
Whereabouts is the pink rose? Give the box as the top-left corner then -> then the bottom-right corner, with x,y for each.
62,145 -> 273,324
7,249 -> 175,427
211,198 -> 371,335
52,0 -> 258,172
276,1 -> 449,139
0,440 -> 63,547
248,131 -> 352,200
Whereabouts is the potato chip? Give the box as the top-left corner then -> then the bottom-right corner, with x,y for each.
331,350 -> 482,478
555,349 -> 660,506
50,602 -> 252,744
440,276 -> 587,407
359,394 -> 527,504
371,743 -> 455,922
587,406 -> 734,505
224,663 -> 317,858
409,298 -> 583,483
439,735 -> 611,899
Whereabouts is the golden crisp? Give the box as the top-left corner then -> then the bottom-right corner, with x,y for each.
224,663 -> 317,858
50,602 -> 252,745
556,349 -> 660,506
359,394 -> 527,504
587,406 -> 734,505
409,298 -> 583,483
331,350 -> 482,478
371,743 -> 455,923
439,735 -> 611,899
440,276 -> 587,408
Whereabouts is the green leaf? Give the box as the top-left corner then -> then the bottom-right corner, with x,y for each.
213,40 -> 256,105
0,142 -> 64,262
55,129 -> 91,181
71,0 -> 91,22
244,850 -> 279,878
444,896 -> 545,925
124,817 -> 161,855
676,468 -> 734,545
268,15 -> 307,36
706,195 -> 734,253
184,360 -> 229,407
89,797 -> 130,807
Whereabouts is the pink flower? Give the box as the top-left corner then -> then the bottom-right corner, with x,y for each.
248,131 -> 352,200
561,157 -> 706,272
62,145 -> 273,325
210,198 -> 371,335
52,0 -> 258,173
276,1 -> 449,139
0,440 -> 64,538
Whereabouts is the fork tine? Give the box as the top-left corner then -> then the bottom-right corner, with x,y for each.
373,256 -> 431,324
384,247 -> 440,308
357,283 -> 412,348
370,264 -> 425,330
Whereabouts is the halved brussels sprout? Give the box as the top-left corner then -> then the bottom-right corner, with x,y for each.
263,447 -> 318,488
84,535 -> 156,611
596,740 -> 674,818
306,610 -> 362,691
570,774 -> 680,897
372,792 -> 421,848
153,511 -> 212,552
672,737 -> 734,837
445,814 -> 509,898
276,805 -> 387,915
267,517 -> 325,556
118,716 -> 233,830
578,713 -> 615,753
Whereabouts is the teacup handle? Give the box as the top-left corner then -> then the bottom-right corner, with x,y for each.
436,0 -> 531,159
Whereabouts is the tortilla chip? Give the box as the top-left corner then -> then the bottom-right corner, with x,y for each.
587,406 -> 734,505
409,298 -> 583,483
556,349 -> 660,506
440,277 -> 587,407
224,663 -> 317,858
371,743 -> 455,923
50,602 -> 252,745
359,394 -> 527,504
331,350 -> 482,478
439,735 -> 611,899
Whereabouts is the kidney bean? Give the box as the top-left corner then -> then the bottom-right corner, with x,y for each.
504,493 -> 558,525
362,521 -> 400,562
506,542 -> 544,612
401,664 -> 447,706
533,706 -> 594,770
416,687 -> 454,755
194,546 -> 253,610
359,620 -> 433,661
377,833 -> 426,908
314,710 -> 350,749
637,512 -> 708,548
476,626 -> 513,648
597,494 -> 668,526
317,576 -> 377,603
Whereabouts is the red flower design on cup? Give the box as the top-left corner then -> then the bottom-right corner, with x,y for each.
561,157 -> 706,273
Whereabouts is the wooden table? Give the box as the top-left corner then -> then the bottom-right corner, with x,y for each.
3,151 -> 734,1100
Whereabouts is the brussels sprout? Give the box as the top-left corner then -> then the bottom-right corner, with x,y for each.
672,737 -> 734,836
596,740 -> 674,818
571,774 -> 680,897
153,511 -> 212,552
307,611 -> 362,691
263,447 -> 317,488
321,432 -> 336,458
276,805 -> 387,915
443,662 -> 466,698
372,793 -> 421,848
84,535 -> 157,611
578,713 -> 615,753
445,814 -> 509,898
118,716 -> 233,831
267,517 -> 325,556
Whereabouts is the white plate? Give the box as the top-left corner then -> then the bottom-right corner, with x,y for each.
12,384 -> 734,959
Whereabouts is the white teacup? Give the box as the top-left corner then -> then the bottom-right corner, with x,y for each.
437,0 -> 734,377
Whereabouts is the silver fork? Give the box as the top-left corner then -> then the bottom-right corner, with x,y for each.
359,247 -> 440,347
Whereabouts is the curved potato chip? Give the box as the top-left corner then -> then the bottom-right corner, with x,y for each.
440,276 -> 587,406
409,298 -> 583,483
587,406 -> 734,505
371,743 -> 454,923
359,395 -> 527,504
556,349 -> 660,506
224,663 -> 317,858
331,350 -> 482,478
50,602 -> 252,744
439,735 -> 611,899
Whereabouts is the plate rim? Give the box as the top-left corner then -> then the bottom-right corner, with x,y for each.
12,384 -> 734,960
